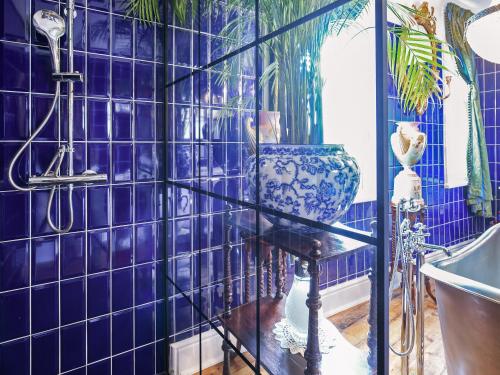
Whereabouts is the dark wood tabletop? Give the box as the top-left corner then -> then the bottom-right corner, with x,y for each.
230,210 -> 374,262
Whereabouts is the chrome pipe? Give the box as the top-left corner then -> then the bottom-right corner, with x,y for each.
415,251 -> 425,375
29,173 -> 108,186
400,265 -> 413,375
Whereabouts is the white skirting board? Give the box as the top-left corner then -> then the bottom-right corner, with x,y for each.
169,276 -> 372,375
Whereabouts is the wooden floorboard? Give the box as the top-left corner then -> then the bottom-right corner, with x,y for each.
197,292 -> 447,374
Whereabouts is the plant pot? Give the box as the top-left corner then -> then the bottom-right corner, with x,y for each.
245,144 -> 360,228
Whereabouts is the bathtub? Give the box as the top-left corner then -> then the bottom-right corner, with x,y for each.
420,223 -> 500,375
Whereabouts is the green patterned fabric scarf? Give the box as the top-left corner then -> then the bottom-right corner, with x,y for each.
445,3 -> 493,217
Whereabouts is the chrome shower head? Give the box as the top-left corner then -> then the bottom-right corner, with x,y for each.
33,10 -> 65,72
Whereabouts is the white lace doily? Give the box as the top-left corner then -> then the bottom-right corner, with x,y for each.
273,318 -> 336,355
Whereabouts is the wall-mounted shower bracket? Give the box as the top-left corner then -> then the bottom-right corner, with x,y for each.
52,71 -> 83,82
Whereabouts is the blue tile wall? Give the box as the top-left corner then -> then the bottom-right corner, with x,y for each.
166,3 -> 495,346
0,0 -> 165,374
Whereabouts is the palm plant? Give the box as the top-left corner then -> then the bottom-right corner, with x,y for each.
130,0 -> 452,143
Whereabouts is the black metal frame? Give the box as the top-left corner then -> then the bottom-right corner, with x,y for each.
164,0 -> 390,373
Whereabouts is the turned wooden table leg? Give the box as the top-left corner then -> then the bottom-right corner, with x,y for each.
305,240 -> 322,375
267,250 -> 273,296
275,248 -> 284,299
244,239 -> 251,303
222,205 -> 233,375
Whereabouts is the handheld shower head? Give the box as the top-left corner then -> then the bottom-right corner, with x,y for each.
33,10 -> 65,72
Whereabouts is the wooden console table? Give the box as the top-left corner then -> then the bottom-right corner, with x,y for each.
220,208 -> 377,375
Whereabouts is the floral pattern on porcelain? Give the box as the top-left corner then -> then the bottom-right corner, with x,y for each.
246,144 -> 360,228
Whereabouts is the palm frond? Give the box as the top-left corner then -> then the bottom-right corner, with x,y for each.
388,26 -> 450,114
126,0 -> 160,23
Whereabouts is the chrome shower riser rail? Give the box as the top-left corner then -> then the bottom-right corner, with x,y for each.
29,173 -> 108,186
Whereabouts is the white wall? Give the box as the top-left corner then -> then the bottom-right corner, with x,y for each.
321,5 -> 377,203
321,0 -> 487,199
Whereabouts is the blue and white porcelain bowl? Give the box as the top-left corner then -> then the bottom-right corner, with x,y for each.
245,144 -> 360,229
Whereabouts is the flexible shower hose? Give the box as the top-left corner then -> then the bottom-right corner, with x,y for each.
388,202 -> 416,357
7,82 -> 74,233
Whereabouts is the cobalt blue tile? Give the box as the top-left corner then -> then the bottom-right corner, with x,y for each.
112,351 -> 133,375
0,338 -> 29,375
156,63 -> 165,101
174,218 -> 191,255
136,143 -> 155,181
87,273 -> 110,318
112,226 -> 133,268
174,67 -> 193,103
31,46 -> 56,93
88,359 -> 111,375
112,59 -> 133,99
31,236 -> 58,284
32,329 -> 58,375
112,143 -> 133,182
88,0 -> 110,10
112,185 -> 133,225
135,303 -> 154,346
135,62 -> 154,100
65,144 -> 85,176
112,15 -> 133,57
0,0 -> 29,42
135,223 -> 155,263
175,29 -> 191,66
65,368 -> 86,375
155,261 -> 165,299
88,230 -> 110,273
61,277 -> 85,325
88,54 -> 110,97
135,343 -> 155,375
156,144 -> 164,179
135,183 -> 155,222
135,22 -> 154,61
31,142 -> 58,177
31,283 -> 58,333
70,6 -> 86,51
156,103 -> 164,140
155,300 -> 165,338
156,340 -> 166,373
175,144 -> 192,179
112,268 -> 133,311
175,105 -> 192,141
61,233 -> 85,279
175,256 -> 191,292
112,101 -> 132,140
156,24 -> 164,63
31,95 -> 58,140
87,316 -> 110,363
61,322 -> 86,372
0,93 -> 28,140
135,102 -> 155,140
61,97 -> 86,140
61,186 -> 86,232
112,309 -> 133,353
0,143 -> 28,191
0,240 -> 29,291
0,41 -> 29,91
88,99 -> 110,140
174,294 -> 192,332
0,289 -> 29,341
88,142 -> 110,175
135,263 -> 154,305
88,186 -> 109,229
88,10 -> 110,53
